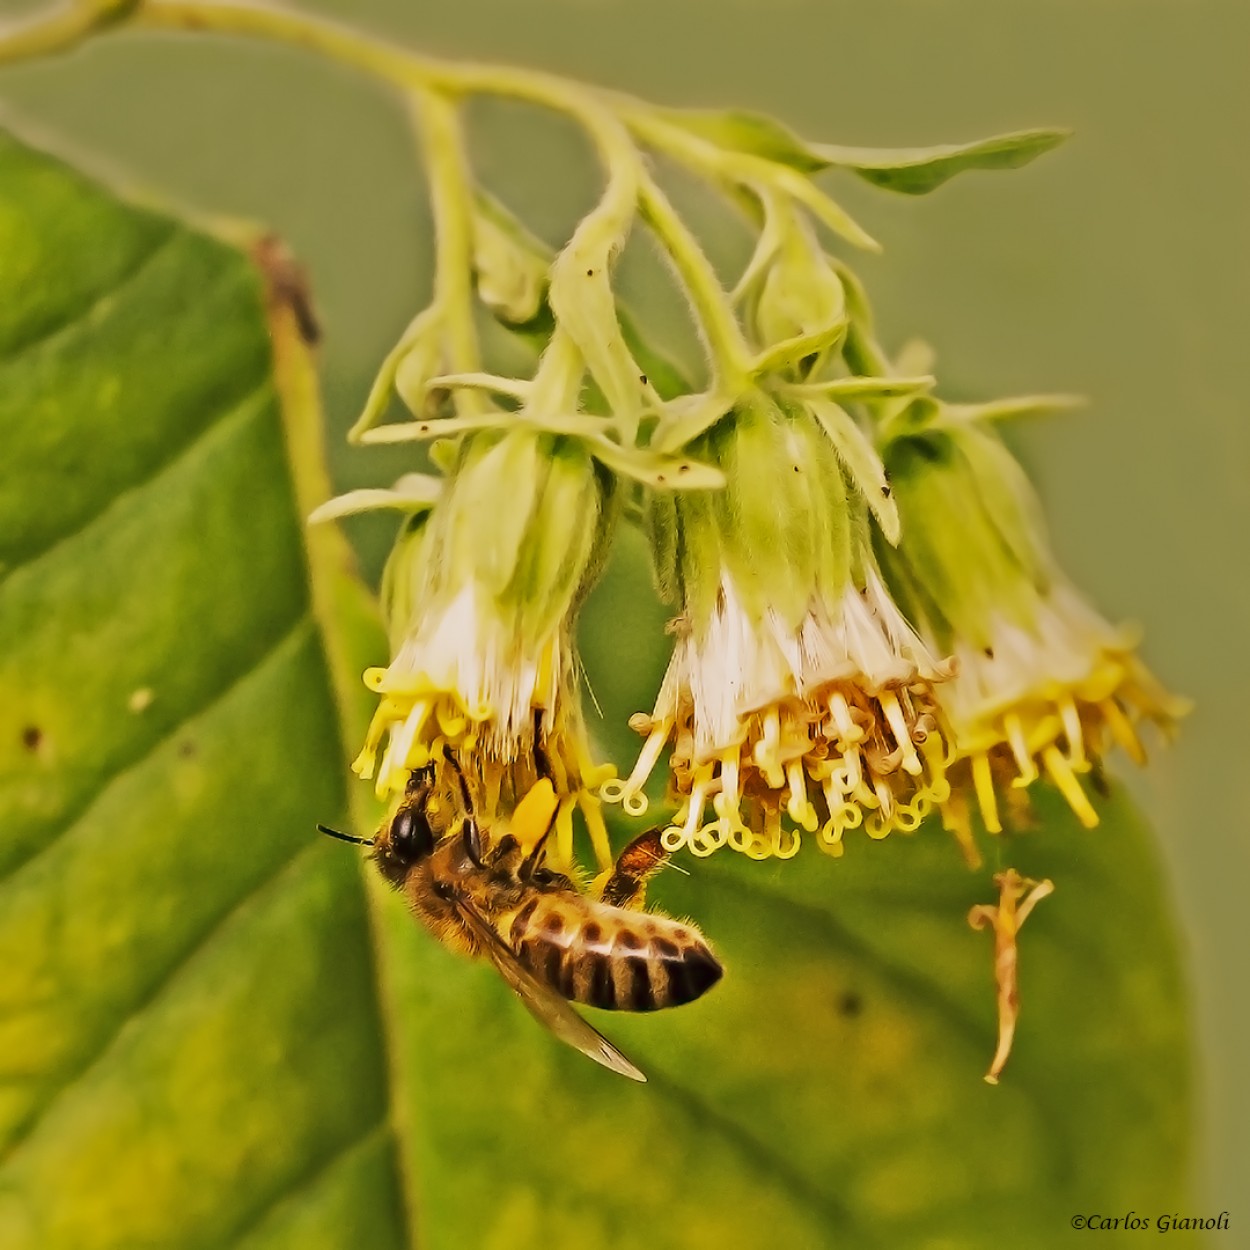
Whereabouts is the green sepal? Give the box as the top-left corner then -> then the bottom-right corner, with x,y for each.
817,127 -> 1071,195
883,432 -> 1039,647
470,189 -> 553,326
673,483 -> 724,635
717,399 -> 815,629
646,486 -> 682,605
380,510 -> 435,650
947,425 -> 1052,590
433,429 -> 543,602
937,393 -> 1086,425
806,395 -> 899,544
511,441 -> 609,644
349,306 -> 444,442
583,435 -> 724,491
750,220 -> 848,375
651,392 -> 737,455
789,375 -> 935,402
307,474 -> 442,524
547,197 -> 648,423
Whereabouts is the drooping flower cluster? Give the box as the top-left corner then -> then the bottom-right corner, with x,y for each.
311,70 -> 1181,892
874,411 -> 1188,864
604,397 -> 956,858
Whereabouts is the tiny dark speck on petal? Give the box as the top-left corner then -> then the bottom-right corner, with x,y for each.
837,990 -> 863,1018
178,740 -> 198,759
586,268 -> 595,277
639,374 -> 648,385
21,726 -> 42,752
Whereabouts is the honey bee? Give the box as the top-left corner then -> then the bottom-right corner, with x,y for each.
318,759 -> 722,1082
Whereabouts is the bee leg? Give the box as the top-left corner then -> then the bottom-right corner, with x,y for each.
595,828 -> 668,908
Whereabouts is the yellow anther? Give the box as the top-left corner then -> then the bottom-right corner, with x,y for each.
1002,711 -> 1038,784
578,793 -> 614,872
1058,695 -> 1088,770
1041,745 -> 1099,829
1100,697 -> 1147,766
971,752 -> 1002,834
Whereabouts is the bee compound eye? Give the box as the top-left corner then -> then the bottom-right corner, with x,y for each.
389,807 -> 434,861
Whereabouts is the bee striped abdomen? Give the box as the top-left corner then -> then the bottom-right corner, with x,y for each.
507,896 -> 722,1012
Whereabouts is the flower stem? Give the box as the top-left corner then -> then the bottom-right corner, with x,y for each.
409,89 -> 483,415
636,169 -> 752,392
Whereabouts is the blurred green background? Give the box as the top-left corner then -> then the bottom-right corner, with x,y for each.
1,0 -> 1244,1216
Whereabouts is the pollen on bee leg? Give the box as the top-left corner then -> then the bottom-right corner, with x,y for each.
879,689 -> 922,776
1041,744 -> 1099,829
971,752 -> 1002,834
968,869 -> 1054,1084
511,777 -> 559,853
1100,697 -> 1148,766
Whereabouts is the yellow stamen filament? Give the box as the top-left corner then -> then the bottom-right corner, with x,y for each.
1100,697 -> 1147,766
786,759 -> 818,830
553,796 -> 577,871
972,753 -> 1002,834
940,790 -> 982,870
1041,745 -> 1099,829
1058,695 -> 1087,770
879,690 -> 922,775
968,869 -> 1054,1084
578,794 -> 614,872
754,708 -> 785,788
1001,712 -> 1038,785
601,719 -> 672,814
829,690 -> 863,745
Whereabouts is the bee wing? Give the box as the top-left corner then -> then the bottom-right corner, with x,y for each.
453,896 -> 647,1084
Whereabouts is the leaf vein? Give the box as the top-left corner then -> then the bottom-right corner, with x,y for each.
0,837 -> 324,1171
0,611 -> 313,890
0,373 -> 273,587
0,225 -> 181,364
225,1117 -> 392,1250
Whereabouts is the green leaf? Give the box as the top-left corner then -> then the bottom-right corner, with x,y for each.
1,130 -> 1194,1250
0,130 -> 406,1247
654,107 -> 831,173
818,128 -> 1072,195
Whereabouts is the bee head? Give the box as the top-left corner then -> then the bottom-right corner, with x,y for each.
372,802 -> 437,886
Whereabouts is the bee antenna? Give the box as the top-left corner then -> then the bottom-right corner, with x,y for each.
316,823 -> 374,847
